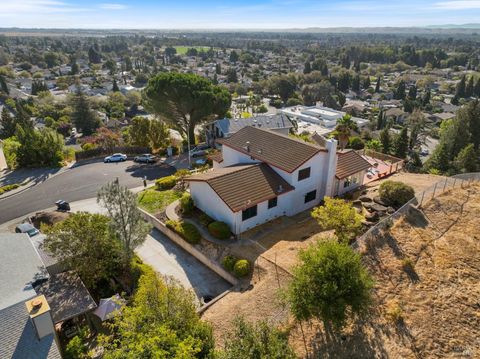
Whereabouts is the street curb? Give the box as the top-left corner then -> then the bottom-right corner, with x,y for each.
0,166 -> 71,201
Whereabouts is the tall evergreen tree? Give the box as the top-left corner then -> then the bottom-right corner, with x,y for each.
0,107 -> 16,139
376,110 -> 385,130
394,80 -> 406,100
474,78 -> 480,97
112,79 -> 120,92
303,61 -> 311,74
465,76 -> 474,98
379,127 -> 391,154
0,75 -> 9,94
422,89 -> 431,107
375,76 -> 381,93
352,74 -> 360,91
393,126 -> 409,158
408,85 -> 417,100
454,143 -> 478,173
455,75 -> 466,98
70,86 -> 100,135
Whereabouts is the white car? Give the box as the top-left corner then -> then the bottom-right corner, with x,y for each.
104,153 -> 127,163
134,154 -> 157,163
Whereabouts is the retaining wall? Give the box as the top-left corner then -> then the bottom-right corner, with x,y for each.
139,208 -> 238,286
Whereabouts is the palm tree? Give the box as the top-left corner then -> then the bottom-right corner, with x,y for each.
336,114 -> 357,149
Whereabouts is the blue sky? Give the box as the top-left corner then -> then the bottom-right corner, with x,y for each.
1,0 -> 480,29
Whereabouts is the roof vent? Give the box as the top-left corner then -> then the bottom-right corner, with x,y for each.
278,185 -> 283,193
245,141 -> 250,152
258,149 -> 262,154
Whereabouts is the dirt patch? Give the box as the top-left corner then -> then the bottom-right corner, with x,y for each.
31,210 -> 70,228
291,184 -> 480,358
203,182 -> 480,358
366,172 -> 446,195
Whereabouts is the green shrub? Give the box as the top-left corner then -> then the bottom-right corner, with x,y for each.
348,136 -> 365,150
174,169 -> 190,179
199,212 -> 214,226
222,255 -> 237,272
0,183 -> 20,195
379,180 -> 415,208
155,175 -> 177,190
208,221 -> 231,240
401,257 -> 415,271
385,300 -> 403,323
179,192 -> 195,215
166,220 -> 201,244
233,259 -> 250,277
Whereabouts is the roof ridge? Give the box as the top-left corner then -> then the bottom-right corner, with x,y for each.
238,125 -> 323,150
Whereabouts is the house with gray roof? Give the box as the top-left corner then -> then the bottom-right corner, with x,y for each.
0,233 -> 61,359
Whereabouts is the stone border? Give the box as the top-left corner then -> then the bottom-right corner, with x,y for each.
139,208 -> 239,286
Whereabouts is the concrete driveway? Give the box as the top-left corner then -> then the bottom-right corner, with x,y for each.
61,197 -> 230,301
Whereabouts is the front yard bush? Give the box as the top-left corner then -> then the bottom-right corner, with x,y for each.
199,212 -> 214,226
208,221 -> 231,240
379,180 -> 415,208
222,255 -> 237,272
155,175 -> 177,190
165,219 -> 201,244
233,259 -> 251,277
179,192 -> 194,215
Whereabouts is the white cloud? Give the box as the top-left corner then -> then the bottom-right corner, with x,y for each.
434,0 -> 480,9
0,0 -> 88,15
99,3 -> 128,10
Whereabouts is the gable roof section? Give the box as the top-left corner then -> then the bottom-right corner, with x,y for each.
217,126 -> 324,173
186,164 -> 294,212
335,150 -> 372,179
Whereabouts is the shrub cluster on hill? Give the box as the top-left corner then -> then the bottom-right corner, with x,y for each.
379,180 -> 415,208
166,219 -> 201,244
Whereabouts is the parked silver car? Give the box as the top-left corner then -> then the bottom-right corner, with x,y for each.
189,144 -> 210,158
134,153 -> 157,163
104,153 -> 127,163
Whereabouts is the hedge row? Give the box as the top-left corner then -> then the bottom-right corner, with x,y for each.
0,183 -> 20,195
155,175 -> 177,190
75,146 -> 150,161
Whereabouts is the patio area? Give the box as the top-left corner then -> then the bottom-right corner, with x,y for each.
359,149 -> 404,184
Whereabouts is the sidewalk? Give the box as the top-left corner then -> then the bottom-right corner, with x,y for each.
0,145 -> 7,171
164,153 -> 191,170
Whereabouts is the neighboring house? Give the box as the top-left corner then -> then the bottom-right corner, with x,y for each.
205,114 -> 293,146
384,107 -> 408,124
186,126 -> 371,234
280,105 -> 369,135
0,233 -> 61,359
0,233 -> 97,359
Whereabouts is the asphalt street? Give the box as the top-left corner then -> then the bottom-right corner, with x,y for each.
0,160 -> 175,224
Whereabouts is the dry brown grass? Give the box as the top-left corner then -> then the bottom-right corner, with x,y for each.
203,183 -> 480,358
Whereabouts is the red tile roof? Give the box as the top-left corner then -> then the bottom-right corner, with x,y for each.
335,150 -> 372,179
185,164 -> 294,212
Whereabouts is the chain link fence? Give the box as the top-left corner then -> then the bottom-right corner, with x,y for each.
355,173 -> 480,248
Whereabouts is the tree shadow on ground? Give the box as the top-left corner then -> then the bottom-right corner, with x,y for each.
125,162 -> 175,181
0,167 -> 61,186
310,319 -> 389,359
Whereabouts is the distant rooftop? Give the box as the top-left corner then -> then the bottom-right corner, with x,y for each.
214,114 -> 293,137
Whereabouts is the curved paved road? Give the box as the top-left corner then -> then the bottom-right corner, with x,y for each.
0,160 -> 175,224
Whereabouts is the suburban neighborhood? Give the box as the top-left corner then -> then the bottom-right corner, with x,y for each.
1,1 -> 480,358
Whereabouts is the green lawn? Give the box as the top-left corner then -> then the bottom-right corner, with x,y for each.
137,189 -> 183,214
172,46 -> 213,55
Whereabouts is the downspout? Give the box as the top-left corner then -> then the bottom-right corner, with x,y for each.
324,138 -> 338,197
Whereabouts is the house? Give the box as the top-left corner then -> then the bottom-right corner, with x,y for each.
186,126 -> 371,234
0,233 -> 61,359
205,114 -> 293,146
280,105 -> 369,135
0,233 -> 97,358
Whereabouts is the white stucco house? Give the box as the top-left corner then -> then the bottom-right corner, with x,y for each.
185,126 -> 371,235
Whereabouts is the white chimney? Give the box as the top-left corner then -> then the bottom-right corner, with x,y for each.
25,295 -> 55,340
324,138 -> 338,197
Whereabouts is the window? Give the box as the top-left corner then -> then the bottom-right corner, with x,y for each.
343,175 -> 359,188
304,190 -> 316,203
242,205 -> 257,221
268,197 -> 278,209
298,167 -> 311,181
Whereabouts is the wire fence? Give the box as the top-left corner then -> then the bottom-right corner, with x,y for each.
355,172 -> 480,248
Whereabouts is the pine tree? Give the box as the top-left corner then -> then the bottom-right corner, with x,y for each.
408,85 -> 417,100
455,75 -> 466,98
375,76 -> 381,93
0,75 -> 9,94
376,110 -> 385,130
454,143 -> 478,173
393,126 -> 409,158
112,79 -> 120,92
352,74 -> 360,91
14,101 -> 33,130
465,76 -> 474,98
363,76 -> 371,89
394,80 -> 406,100
422,89 -> 431,107
303,61 -> 311,74
0,107 -> 16,139
380,127 -> 391,154
70,86 -> 100,135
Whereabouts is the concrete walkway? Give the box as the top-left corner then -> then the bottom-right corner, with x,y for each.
0,145 -> 7,170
